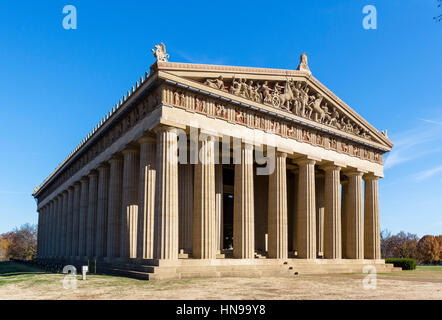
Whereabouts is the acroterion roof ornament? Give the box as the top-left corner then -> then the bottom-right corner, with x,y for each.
151,43 -> 169,62
297,52 -> 311,74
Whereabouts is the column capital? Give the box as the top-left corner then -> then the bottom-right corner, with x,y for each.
344,168 -> 366,177
80,176 -> 89,183
363,173 -> 382,181
137,133 -> 156,144
108,153 -> 123,163
88,169 -> 98,178
320,161 -> 344,172
153,124 -> 180,134
121,144 -> 139,155
294,154 -> 321,166
97,162 -> 109,171
276,151 -> 288,159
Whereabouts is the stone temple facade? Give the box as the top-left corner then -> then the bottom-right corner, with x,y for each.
32,45 -> 396,279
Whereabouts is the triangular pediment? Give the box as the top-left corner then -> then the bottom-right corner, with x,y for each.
153,61 -> 393,151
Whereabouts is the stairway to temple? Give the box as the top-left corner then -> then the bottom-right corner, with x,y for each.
93,259 -> 402,281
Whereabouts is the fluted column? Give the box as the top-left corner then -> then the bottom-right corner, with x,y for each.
37,209 -> 42,258
66,187 -> 74,257
86,171 -> 98,258
315,174 -> 325,257
41,206 -> 47,258
78,177 -> 89,258
137,137 -> 156,259
120,147 -> 139,260
95,164 -> 109,258
323,164 -> 342,259
50,199 -> 57,258
296,158 -> 316,259
53,195 -> 61,258
341,180 -> 349,258
364,174 -> 381,259
346,170 -> 364,259
291,170 -> 299,254
53,197 -> 59,257
60,191 -> 68,258
268,152 -> 288,259
193,135 -> 217,259
154,126 -> 179,260
215,164 -> 223,253
107,155 -> 123,259
233,143 -> 255,259
178,163 -> 193,254
45,205 -> 50,258
72,182 -> 81,257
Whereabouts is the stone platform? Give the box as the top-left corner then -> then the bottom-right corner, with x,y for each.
45,258 -> 402,281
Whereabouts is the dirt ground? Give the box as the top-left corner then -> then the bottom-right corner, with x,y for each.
0,262 -> 441,300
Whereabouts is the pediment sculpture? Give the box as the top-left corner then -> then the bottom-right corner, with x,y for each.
200,75 -> 372,141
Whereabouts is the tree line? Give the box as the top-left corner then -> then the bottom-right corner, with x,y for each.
381,230 -> 442,263
0,223 -> 37,261
0,224 -> 440,263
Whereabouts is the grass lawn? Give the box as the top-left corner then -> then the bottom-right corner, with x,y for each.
0,261 -> 441,300
416,265 -> 442,271
377,265 -> 442,280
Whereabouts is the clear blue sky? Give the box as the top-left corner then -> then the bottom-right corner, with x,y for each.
0,1 -> 441,236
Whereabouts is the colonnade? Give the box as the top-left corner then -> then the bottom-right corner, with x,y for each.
37,126 -> 381,261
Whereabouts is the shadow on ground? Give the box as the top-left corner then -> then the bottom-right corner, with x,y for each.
0,261 -> 46,277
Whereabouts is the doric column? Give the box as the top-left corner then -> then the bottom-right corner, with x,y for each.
215,164 -> 223,253
178,163 -> 193,254
52,198 -> 59,258
78,177 -> 89,258
45,205 -> 52,258
346,170 -> 364,259
41,206 -> 47,258
322,164 -> 342,259
37,209 -> 42,258
291,169 -> 299,254
86,170 -> 98,258
268,152 -> 288,259
51,199 -> 57,258
57,194 -> 64,257
341,180 -> 349,258
120,146 -> 139,259
296,158 -> 316,259
66,187 -> 74,258
107,155 -> 123,259
72,182 -> 81,257
315,174 -> 325,257
60,191 -> 69,258
364,174 -> 381,260
95,164 -> 109,258
233,143 -> 255,259
137,137 -> 156,260
154,126 -> 179,260
193,135 -> 217,259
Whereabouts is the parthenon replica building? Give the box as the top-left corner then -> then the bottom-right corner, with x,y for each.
33,44 -> 395,279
